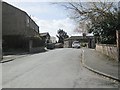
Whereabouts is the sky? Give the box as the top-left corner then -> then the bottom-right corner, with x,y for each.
3,0 -> 79,39
3,0 -> 119,39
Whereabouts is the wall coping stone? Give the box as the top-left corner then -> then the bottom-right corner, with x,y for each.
96,44 -> 117,47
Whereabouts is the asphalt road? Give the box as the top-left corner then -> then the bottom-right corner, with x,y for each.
2,48 -> 118,88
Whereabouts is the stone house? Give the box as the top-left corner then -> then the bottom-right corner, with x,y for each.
64,35 -> 95,48
2,2 -> 43,53
50,36 -> 57,44
40,32 -> 50,44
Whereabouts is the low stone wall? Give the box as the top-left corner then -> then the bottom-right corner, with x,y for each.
30,46 -> 45,53
64,41 -> 70,48
96,44 -> 117,60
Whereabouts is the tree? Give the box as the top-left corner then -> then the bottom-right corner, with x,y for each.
56,29 -> 69,44
59,1 -> 118,44
88,7 -> 118,44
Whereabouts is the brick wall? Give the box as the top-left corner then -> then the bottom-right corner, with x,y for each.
96,44 -> 117,60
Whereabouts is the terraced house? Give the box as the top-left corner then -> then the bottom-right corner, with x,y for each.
2,2 -> 44,54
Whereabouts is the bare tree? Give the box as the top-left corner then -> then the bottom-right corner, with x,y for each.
58,1 -> 116,32
56,1 -> 118,44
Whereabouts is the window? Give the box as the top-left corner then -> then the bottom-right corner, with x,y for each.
26,16 -> 29,27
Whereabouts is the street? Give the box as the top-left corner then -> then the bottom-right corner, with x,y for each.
2,48 -> 118,88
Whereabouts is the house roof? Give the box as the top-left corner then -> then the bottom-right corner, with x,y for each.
40,32 -> 50,37
64,35 -> 94,41
65,36 -> 83,40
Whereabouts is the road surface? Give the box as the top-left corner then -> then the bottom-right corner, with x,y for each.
2,48 -> 118,88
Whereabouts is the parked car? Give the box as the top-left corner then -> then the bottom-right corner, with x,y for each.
46,43 -> 55,49
72,41 -> 80,48
55,43 -> 63,48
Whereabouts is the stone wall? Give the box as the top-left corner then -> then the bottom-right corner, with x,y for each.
2,2 -> 26,36
2,2 -> 39,37
96,44 -> 117,60
64,41 -> 70,48
2,2 -> 41,54
29,46 -> 45,53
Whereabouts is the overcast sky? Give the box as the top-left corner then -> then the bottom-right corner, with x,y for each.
3,0 -> 79,39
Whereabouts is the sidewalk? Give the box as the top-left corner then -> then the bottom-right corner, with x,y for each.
0,53 -> 30,63
82,48 -> 119,82
1,48 -> 47,63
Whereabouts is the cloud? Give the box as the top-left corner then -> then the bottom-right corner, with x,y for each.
3,1 -> 68,21
2,1 -> 76,37
19,6 -> 49,15
2,2 -> 51,15
32,17 -> 76,37
3,0 -> 119,2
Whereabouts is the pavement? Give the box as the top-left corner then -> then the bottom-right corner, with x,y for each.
81,48 -> 120,82
0,48 -> 47,63
0,52 -> 31,63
